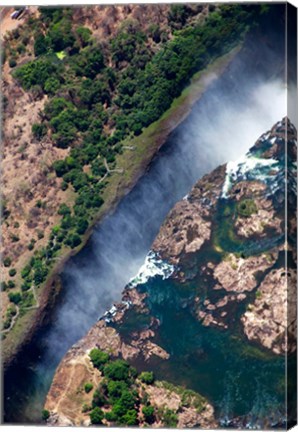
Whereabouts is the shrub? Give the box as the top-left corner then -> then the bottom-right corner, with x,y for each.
7,280 -> 16,289
9,58 -> 17,68
41,409 -> 50,421
3,257 -> 12,267
139,371 -> 155,385
1,282 -> 8,292
84,382 -> 93,393
9,268 -> 17,277
90,407 -> 104,425
89,348 -> 110,369
142,405 -> 155,424
37,230 -> 44,240
28,242 -> 35,251
8,292 -> 22,304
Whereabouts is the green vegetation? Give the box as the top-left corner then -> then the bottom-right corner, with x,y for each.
90,407 -> 104,424
89,348 -> 110,369
32,123 -> 47,140
3,257 -> 12,267
256,290 -> 262,299
103,359 -> 134,381
87,349 -> 152,426
9,268 -> 17,277
84,382 -> 93,393
2,305 -> 17,331
139,371 -> 155,385
85,348 -> 209,426
237,199 -> 258,217
142,405 -> 155,424
13,59 -> 59,90
2,4 -> 270,338
157,381 -> 206,413
160,407 -> 178,427
8,292 -> 22,305
41,409 -> 50,421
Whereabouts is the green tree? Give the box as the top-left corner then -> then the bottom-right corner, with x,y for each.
142,405 -> 155,424
89,348 -> 110,369
122,409 -> 139,426
103,359 -> 130,381
90,407 -> 104,424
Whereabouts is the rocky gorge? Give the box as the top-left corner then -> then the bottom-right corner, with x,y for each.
44,117 -> 297,428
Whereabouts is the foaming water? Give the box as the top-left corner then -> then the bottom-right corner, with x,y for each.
4,43 -> 286,423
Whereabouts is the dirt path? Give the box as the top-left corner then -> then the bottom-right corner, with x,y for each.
104,158 -> 124,174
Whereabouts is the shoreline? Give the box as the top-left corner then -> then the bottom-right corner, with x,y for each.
2,44 -> 242,369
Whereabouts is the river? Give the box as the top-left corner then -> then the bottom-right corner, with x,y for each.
3,33 -> 286,424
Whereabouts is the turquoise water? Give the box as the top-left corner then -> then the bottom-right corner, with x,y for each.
112,142 -> 294,428
115,270 -> 287,428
